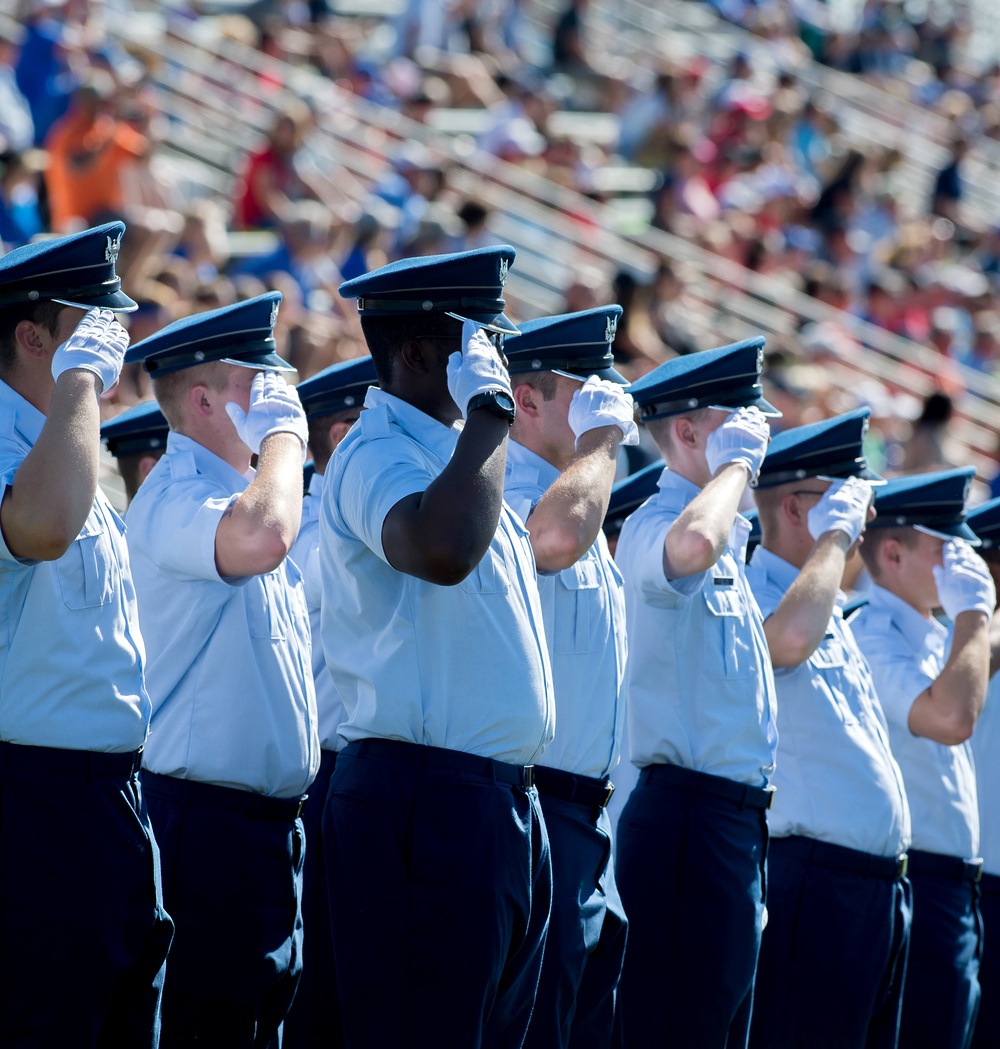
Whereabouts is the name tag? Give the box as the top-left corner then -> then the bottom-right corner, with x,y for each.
713,577 -> 735,587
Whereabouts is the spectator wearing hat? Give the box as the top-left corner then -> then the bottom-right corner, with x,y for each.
321,245 -> 554,1048
282,353 -> 376,1049
123,292 -> 320,1045
964,499 -> 1000,1049
613,337 -> 779,1048
746,409 -> 913,1049
0,221 -> 173,1043
853,468 -> 994,1049
101,398 -> 169,505
502,306 -> 636,1048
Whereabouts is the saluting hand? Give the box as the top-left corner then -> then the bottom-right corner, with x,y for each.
705,406 -> 771,482
568,375 -> 639,446
933,539 -> 996,620
446,319 -> 512,418
50,307 -> 130,394
225,371 -> 308,460
808,476 -> 873,544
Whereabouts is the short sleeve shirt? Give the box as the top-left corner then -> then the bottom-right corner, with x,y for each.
971,671 -> 1000,875
615,467 -> 777,787
0,379 -> 150,753
126,433 -> 319,799
853,585 -> 979,859
320,388 -> 555,766
747,548 -> 910,856
289,469 -> 345,752
504,439 -> 627,779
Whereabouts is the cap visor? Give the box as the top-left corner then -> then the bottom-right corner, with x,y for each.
221,352 -> 297,373
445,310 -> 520,336
53,290 -> 139,313
913,522 -> 981,544
552,365 -> 630,386
753,395 -> 782,418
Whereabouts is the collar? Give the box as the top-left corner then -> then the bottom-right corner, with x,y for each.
0,378 -> 45,447
507,438 -> 560,490
655,466 -> 701,508
307,469 -> 325,498
752,546 -> 847,613
165,431 -> 252,493
363,386 -> 460,464
867,583 -> 947,650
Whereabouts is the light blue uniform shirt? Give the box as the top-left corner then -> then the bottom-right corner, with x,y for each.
615,467 -> 777,787
747,548 -> 910,856
504,439 -> 627,780
289,469 -> 345,752
126,432 -> 319,799
320,387 -> 555,766
0,379 -> 150,752
853,585 -> 979,859
971,671 -> 1000,875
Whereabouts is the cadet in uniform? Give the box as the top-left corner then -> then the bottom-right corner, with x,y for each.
964,499 -> 1000,1049
101,399 -> 169,504
0,222 -> 173,1044
853,469 -> 993,1049
124,293 -> 320,1046
322,246 -> 555,1048
283,353 -> 376,1049
502,306 -> 636,1047
613,338 -> 778,1048
746,410 -> 912,1049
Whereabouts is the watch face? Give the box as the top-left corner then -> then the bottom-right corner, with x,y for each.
494,391 -> 515,412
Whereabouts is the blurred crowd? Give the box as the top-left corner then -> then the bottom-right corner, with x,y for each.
2,0 -> 1000,487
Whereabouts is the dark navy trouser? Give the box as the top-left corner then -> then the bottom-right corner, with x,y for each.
899,851 -> 983,1049
0,743 -> 174,1048
143,771 -> 305,1049
282,748 -> 341,1049
522,794 -> 628,1049
749,835 -> 912,1049
970,871 -> 998,1049
323,738 -> 552,1049
615,764 -> 769,1049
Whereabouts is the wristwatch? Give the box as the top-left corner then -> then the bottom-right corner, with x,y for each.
467,389 -> 516,425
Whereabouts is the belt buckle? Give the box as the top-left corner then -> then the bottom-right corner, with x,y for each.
600,781 -> 616,808
522,765 -> 535,791
897,853 -> 909,880
973,859 -> 984,884
294,795 -> 307,820
766,787 -> 777,810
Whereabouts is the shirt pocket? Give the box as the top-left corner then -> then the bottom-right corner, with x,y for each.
245,571 -> 288,640
810,633 -> 861,725
56,509 -> 115,610
702,583 -> 754,679
554,554 -> 602,654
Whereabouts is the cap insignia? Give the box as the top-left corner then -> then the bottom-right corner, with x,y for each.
105,233 -> 122,265
498,257 -> 509,287
605,314 -> 619,343
270,301 -> 280,329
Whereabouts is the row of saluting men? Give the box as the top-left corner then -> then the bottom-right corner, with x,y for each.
1,220 -> 999,1049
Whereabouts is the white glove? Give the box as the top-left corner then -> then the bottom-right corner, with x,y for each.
705,406 -> 771,481
447,319 -> 512,418
568,375 -> 639,446
50,307 -> 130,394
933,539 -> 996,619
807,476 -> 873,544
225,371 -> 308,459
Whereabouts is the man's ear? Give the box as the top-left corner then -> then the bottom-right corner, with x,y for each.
187,382 -> 213,419
673,415 -> 698,450
399,338 -> 432,377
513,381 -> 541,418
13,319 -> 49,361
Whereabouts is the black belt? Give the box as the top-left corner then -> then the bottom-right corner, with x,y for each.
347,737 -> 535,791
979,871 -> 1000,898
142,770 -> 307,822
533,765 -> 615,808
907,849 -> 983,884
771,834 -> 909,881
0,741 -> 143,779
642,762 -> 775,811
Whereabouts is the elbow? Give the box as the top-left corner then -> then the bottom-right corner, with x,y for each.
937,713 -> 976,746
533,528 -> 589,574
668,531 -> 719,577
256,527 -> 296,574
770,636 -> 815,670
24,521 -> 80,562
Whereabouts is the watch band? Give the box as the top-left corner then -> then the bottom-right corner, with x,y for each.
466,390 -> 516,425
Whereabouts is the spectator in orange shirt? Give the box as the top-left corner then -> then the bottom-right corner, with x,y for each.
43,71 -> 148,233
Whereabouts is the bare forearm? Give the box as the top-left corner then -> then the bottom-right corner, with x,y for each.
664,462 -> 748,579
2,372 -> 102,560
764,532 -> 850,667
528,428 -> 620,572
